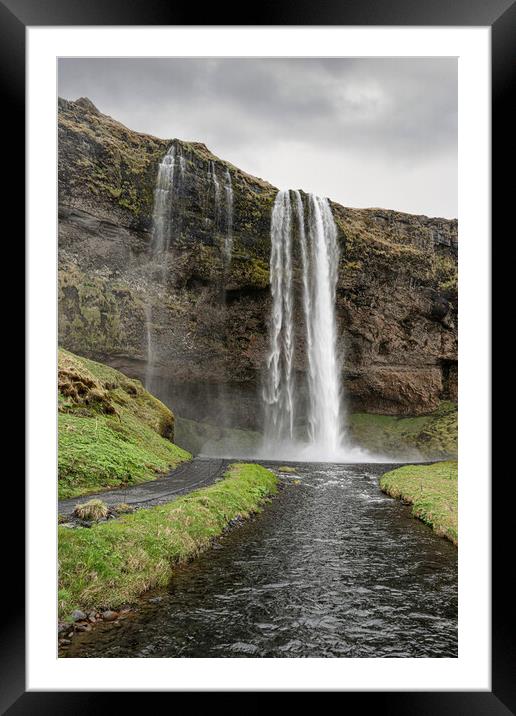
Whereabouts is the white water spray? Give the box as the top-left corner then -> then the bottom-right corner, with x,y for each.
305,194 -> 342,453
262,190 -> 295,443
262,189 -> 367,461
210,161 -> 221,222
209,162 -> 234,266
223,168 -> 234,263
144,144 -> 182,392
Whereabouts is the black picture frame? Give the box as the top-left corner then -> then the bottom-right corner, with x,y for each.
7,0 -> 507,709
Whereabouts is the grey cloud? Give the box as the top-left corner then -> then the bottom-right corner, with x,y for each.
58,57 -> 457,218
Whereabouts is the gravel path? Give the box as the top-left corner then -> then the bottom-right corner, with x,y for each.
58,457 -> 229,516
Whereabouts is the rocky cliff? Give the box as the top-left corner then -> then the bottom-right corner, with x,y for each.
58,97 -> 458,429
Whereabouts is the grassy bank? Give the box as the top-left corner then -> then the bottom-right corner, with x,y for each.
58,463 -> 277,619
349,402 -> 457,459
379,461 -> 458,545
58,349 -> 191,498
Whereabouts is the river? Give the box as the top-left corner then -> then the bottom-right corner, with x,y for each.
64,462 -> 457,658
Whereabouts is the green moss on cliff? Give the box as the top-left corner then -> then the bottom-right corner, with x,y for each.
59,98 -> 168,222
58,349 -> 191,499
332,202 -> 458,294
349,402 -> 457,458
58,264 -> 144,356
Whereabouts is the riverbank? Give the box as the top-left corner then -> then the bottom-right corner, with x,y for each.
58,349 -> 191,499
64,462 -> 457,658
379,461 -> 458,545
58,462 -> 277,621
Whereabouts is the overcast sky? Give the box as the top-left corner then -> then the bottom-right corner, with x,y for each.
58,58 -> 457,218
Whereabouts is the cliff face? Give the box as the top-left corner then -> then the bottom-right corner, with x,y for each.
58,97 -> 457,428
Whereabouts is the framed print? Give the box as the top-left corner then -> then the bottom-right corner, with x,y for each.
6,0 -> 509,708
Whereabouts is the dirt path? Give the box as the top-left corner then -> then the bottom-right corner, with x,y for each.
58,457 -> 229,516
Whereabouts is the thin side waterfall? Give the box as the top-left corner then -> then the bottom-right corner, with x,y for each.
223,168 -> 234,264
209,162 -> 234,266
150,145 -> 176,266
144,144 -> 182,392
210,161 -> 221,223
262,189 -> 348,459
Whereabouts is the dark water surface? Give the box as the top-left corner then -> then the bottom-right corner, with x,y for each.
65,463 -> 457,658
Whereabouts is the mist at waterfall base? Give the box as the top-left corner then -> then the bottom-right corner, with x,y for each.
144,149 -> 389,463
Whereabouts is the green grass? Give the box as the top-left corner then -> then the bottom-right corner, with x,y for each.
58,463 -> 277,619
379,461 -> 458,545
348,401 -> 457,459
58,349 -> 191,498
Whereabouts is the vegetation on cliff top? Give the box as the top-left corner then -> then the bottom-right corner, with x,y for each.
380,461 -> 458,545
348,401 -> 457,459
58,349 -> 191,499
58,463 -> 277,619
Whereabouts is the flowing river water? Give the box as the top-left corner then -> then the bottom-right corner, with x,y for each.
64,462 -> 457,658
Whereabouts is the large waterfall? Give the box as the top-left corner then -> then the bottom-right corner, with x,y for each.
263,190 -> 296,442
262,189 -> 355,460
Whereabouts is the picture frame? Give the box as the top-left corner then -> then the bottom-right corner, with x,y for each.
8,0 -> 507,707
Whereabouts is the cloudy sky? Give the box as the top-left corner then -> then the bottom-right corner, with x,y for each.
58,58 -> 457,218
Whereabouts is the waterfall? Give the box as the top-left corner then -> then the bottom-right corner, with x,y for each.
263,189 -> 345,459
144,144 -> 182,392
223,168 -> 234,263
150,145 -> 176,264
210,161 -> 221,222
262,190 -> 295,443
305,194 -> 342,453
209,161 -> 234,266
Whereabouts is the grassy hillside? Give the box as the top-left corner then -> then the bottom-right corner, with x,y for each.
58,463 -> 277,619
348,401 -> 457,459
380,461 -> 458,545
58,349 -> 190,499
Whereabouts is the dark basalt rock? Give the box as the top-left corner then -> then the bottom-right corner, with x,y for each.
58,97 -> 458,425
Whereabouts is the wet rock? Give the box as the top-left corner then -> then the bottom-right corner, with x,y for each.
59,638 -> 71,646
71,610 -> 87,622
75,622 -> 92,632
101,610 -> 119,621
148,597 -> 162,604
58,98 -> 457,422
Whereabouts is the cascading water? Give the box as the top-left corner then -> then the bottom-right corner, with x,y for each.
210,162 -> 234,266
262,189 -> 361,461
144,144 -> 183,392
210,161 -> 221,223
223,168 -> 234,264
150,145 -> 176,263
304,194 -> 342,453
262,190 -> 295,444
